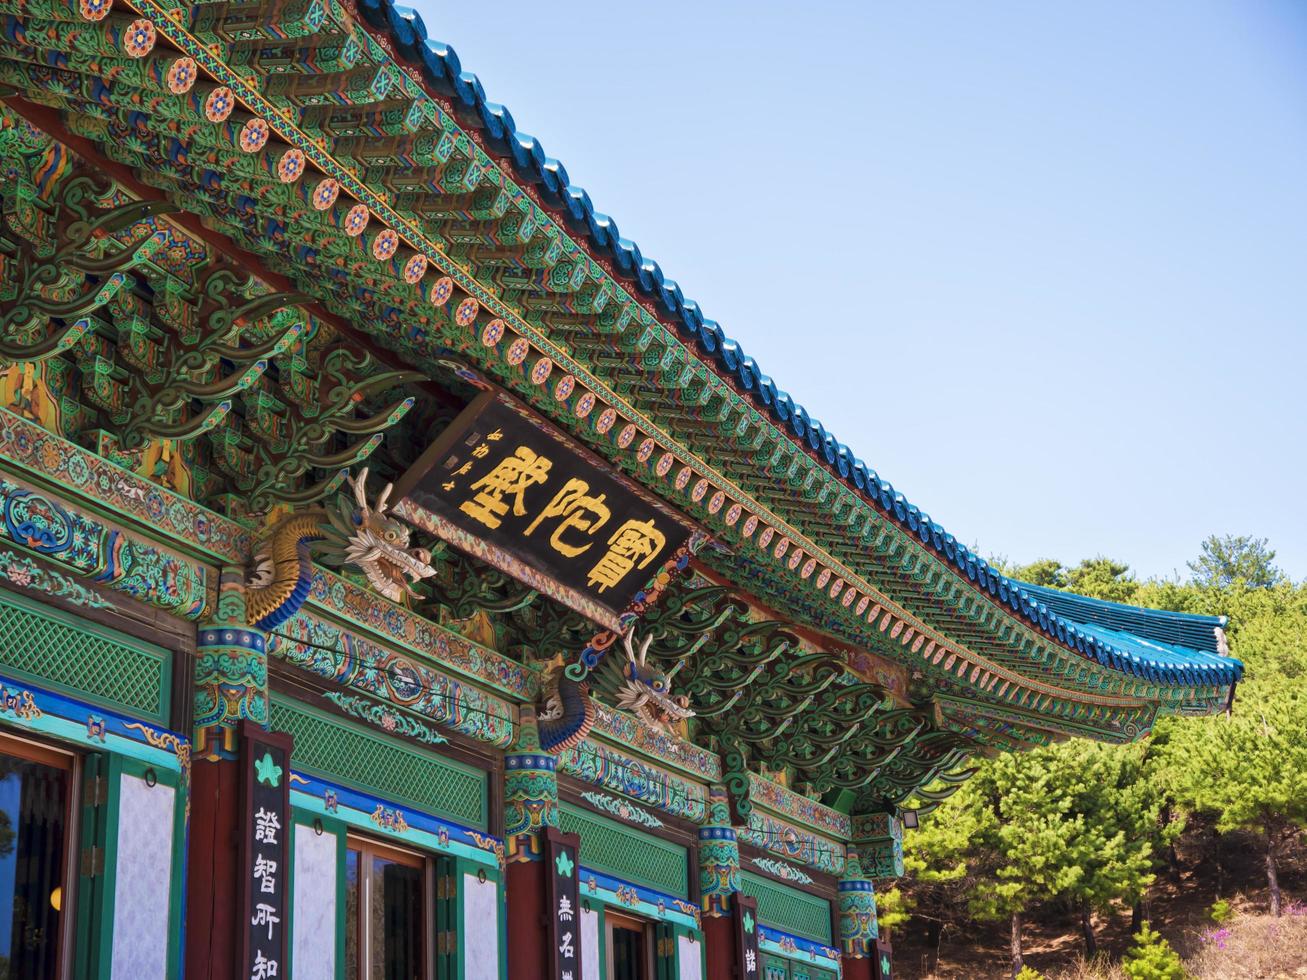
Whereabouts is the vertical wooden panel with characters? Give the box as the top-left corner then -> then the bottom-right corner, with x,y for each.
239,726 -> 293,980
545,827 -> 582,980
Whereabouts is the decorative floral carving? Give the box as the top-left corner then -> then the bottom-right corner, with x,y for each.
0,549 -> 113,608
323,692 -> 447,745
578,791 -> 664,830
750,856 -> 814,885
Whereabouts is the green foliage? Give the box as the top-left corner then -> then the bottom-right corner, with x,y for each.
1208,898 -> 1232,924
1065,557 -> 1140,603
1013,558 -> 1067,588
1156,676 -> 1307,918
873,884 -> 911,932
1015,967 -> 1047,980
1121,923 -> 1187,980
1188,534 -> 1284,590
1158,680 -> 1307,837
904,741 -> 1170,942
900,536 -> 1305,963
1009,556 -> 1140,603
978,742 -> 1165,920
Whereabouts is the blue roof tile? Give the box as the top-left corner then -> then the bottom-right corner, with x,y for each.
363,0 -> 1242,692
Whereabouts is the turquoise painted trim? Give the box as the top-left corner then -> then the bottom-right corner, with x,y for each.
671,922 -> 708,980
80,754 -> 188,979
758,925 -> 842,972
289,771 -> 503,870
578,865 -> 701,931
73,751 -> 112,980
0,408 -> 252,565
560,801 -> 690,897
90,754 -> 124,980
0,672 -> 186,771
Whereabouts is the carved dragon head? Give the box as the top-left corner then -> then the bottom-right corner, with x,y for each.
319,467 -> 437,602
615,629 -> 695,732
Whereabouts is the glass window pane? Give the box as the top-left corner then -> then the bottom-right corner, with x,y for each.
610,923 -> 646,980
345,847 -> 360,980
371,854 -> 422,980
0,749 -> 69,980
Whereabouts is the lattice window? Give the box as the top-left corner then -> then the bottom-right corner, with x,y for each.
0,590 -> 169,722
271,697 -> 487,829
741,870 -> 833,943
559,802 -> 689,898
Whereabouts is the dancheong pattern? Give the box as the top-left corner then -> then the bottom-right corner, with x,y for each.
0,4 -> 1247,967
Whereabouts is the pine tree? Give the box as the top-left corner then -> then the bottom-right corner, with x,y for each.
1158,679 -> 1307,916
1121,923 -> 1187,980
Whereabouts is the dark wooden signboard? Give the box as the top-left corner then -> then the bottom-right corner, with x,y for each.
874,937 -> 894,980
734,893 -> 762,980
394,391 -> 693,629
544,827 -> 582,980
238,724 -> 292,980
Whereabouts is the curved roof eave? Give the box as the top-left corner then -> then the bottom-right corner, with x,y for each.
358,0 -> 1243,692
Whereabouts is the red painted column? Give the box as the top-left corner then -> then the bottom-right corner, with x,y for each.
185,757 -> 241,980
699,786 -> 742,978
703,913 -> 737,978
184,572 -> 273,980
503,707 -> 560,979
505,857 -> 548,978
844,956 -> 875,980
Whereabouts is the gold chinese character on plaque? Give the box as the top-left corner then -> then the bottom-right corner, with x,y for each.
524,478 -> 611,558
587,519 -> 666,593
460,446 -> 552,529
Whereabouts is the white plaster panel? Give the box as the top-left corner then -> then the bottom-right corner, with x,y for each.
292,822 -> 338,980
580,905 -> 600,980
463,871 -> 500,980
677,933 -> 703,980
111,774 -> 175,980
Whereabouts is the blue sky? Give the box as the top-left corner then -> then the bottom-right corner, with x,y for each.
415,1 -> 1307,582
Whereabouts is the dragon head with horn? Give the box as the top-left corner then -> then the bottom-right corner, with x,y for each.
319,467 -> 438,602
613,628 -> 696,732
245,467 -> 438,627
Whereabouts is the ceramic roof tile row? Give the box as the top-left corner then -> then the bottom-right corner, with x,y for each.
360,0 -> 1243,690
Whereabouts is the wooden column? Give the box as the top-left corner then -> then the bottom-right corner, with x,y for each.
698,785 -> 744,977
184,570 -> 273,980
503,706 -> 561,979
839,846 -> 879,980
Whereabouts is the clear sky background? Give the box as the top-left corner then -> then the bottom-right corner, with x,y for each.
415,1 -> 1307,582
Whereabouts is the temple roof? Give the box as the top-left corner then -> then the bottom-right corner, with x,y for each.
1014,583 -> 1236,686
359,0 -> 1243,694
0,0 -> 1241,798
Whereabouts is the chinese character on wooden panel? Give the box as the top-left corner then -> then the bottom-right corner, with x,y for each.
735,893 -> 762,980
394,391 -> 694,628
239,725 -> 292,980
545,827 -> 583,980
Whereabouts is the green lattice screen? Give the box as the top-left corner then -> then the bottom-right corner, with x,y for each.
0,589 -> 171,723
763,954 -> 837,980
271,697 -> 487,829
559,802 -> 688,897
741,871 -> 833,943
